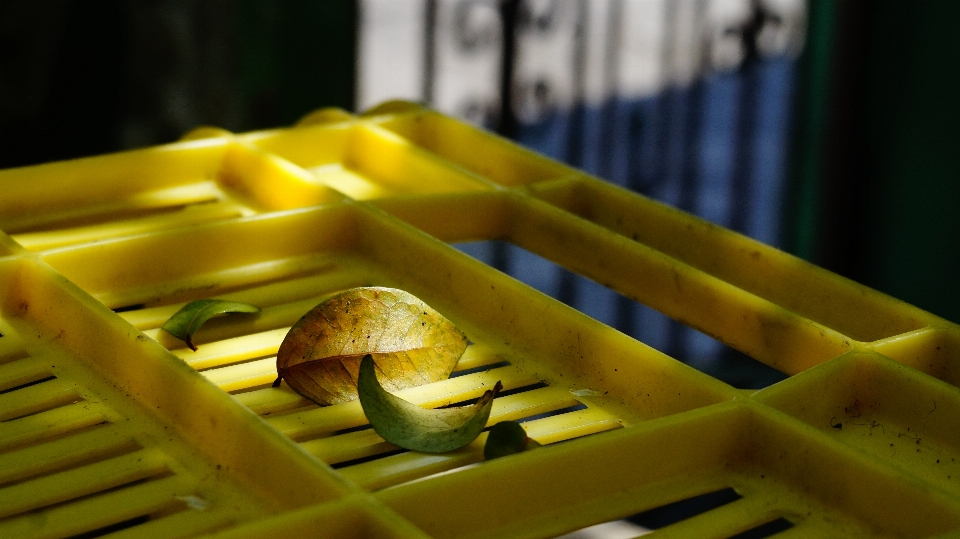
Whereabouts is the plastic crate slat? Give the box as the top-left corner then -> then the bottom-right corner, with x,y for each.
338,124 -> 494,198
302,386 -> 582,465
0,329 -> 28,364
0,356 -> 52,393
529,177 -> 936,343
0,424 -> 137,486
122,270 -> 367,330
2,181 -> 225,235
0,474 -> 192,539
339,438 -> 486,491
643,496 -> 786,539
90,254 -> 343,312
268,365 -> 538,441
191,494 -> 434,539
232,345 -> 504,416
341,408 -> 622,492
485,385 -> 582,423
101,504 -> 240,539
213,344 -> 502,409
304,428 -> 396,465
519,407 -> 622,445
0,448 -> 168,519
13,200 -> 246,252
201,357 -> 278,392
870,326 -> 960,387
178,329 -> 288,371
231,386 -> 315,417
0,376 -> 80,422
0,401 -> 107,453
505,193 -> 855,375
371,111 -> 571,186
754,351 -> 960,499
2,104 -> 959,537
143,297 -> 324,349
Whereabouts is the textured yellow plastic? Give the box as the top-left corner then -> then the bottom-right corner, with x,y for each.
1,102 -> 958,538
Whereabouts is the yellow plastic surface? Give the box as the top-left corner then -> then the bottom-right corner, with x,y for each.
1,103 -> 958,538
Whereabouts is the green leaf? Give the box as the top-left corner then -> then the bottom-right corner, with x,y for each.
161,299 -> 260,351
358,354 -> 502,453
484,421 -> 541,460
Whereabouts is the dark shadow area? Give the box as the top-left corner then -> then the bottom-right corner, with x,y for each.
728,517 -> 794,539
67,515 -> 152,539
0,375 -> 56,395
561,489 -> 792,538
0,0 -> 357,168
441,382 -> 549,409
512,402 -> 588,424
626,487 -> 742,530
449,360 -> 512,379
787,1 -> 960,325
112,304 -> 146,314
329,448 -> 407,470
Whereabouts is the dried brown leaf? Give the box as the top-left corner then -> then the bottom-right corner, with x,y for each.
275,287 -> 468,405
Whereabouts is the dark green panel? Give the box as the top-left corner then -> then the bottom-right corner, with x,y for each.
237,0 -> 357,128
784,0 -> 836,262
863,1 -> 960,324
276,0 -> 358,122
789,0 -> 959,324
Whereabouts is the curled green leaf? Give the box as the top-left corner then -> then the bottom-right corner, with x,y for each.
161,299 -> 260,351
484,420 -> 541,460
358,354 -> 501,453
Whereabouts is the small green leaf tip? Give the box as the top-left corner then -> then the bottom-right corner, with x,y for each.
484,420 -> 539,460
358,354 -> 502,453
161,299 -> 260,351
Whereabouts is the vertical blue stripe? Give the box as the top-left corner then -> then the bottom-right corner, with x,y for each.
745,56 -> 797,248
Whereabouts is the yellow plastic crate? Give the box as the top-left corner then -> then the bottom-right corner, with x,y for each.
1,101 -> 959,538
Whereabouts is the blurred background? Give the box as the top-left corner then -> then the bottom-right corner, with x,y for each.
1,0 -> 958,389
